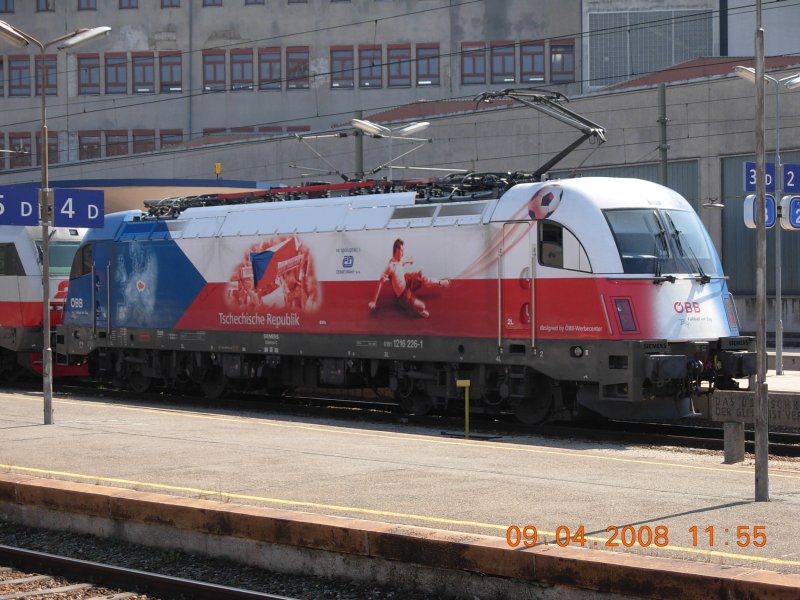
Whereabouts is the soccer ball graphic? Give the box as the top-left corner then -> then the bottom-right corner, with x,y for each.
527,185 -> 563,220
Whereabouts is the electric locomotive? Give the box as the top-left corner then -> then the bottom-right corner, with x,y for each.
57,177 -> 755,422
0,224 -> 86,379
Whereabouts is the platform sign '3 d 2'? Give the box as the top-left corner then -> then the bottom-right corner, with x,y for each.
54,189 -> 104,228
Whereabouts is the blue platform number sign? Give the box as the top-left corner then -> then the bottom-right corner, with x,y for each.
780,195 -> 800,230
784,163 -> 800,193
0,186 -> 39,226
743,194 -> 776,229
54,189 -> 104,228
744,161 -> 776,193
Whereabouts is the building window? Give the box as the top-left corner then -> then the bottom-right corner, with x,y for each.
358,45 -> 381,88
35,55 -> 57,96
78,54 -> 100,95
550,40 -> 574,82
133,130 -> 155,153
258,48 -> 281,90
132,53 -> 154,93
387,44 -> 411,87
0,58 -> 4,96
119,0 -> 137,7
0,0 -> 14,12
258,125 -> 282,136
36,132 -> 59,166
203,50 -> 226,92
78,0 -> 96,9
105,131 -> 128,157
105,53 -> 127,94
245,0 -> 264,3
491,42 -> 515,84
416,44 -> 439,86
461,42 -> 485,85
520,41 -> 544,82
9,133 -> 31,168
203,0 -> 221,5
9,56 -> 31,97
230,49 -> 254,91
202,128 -> 225,139
78,131 -> 101,160
160,129 -> 183,149
161,0 -> 179,6
37,0 -> 55,11
330,46 -> 353,89
286,46 -> 309,89
159,52 -> 182,92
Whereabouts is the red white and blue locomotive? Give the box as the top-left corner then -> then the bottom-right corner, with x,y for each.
56,176 -> 755,422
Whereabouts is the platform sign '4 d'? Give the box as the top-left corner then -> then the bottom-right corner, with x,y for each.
54,189 -> 104,228
0,186 -> 39,225
743,194 -> 776,229
780,195 -> 800,230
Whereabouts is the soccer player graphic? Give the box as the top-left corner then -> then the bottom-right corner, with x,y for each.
368,238 -> 449,318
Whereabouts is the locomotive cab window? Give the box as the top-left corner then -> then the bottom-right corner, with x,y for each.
0,243 -> 25,276
605,208 -> 722,277
69,244 -> 93,279
538,221 -> 591,272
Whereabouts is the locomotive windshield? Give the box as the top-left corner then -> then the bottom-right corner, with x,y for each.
604,208 -> 721,278
35,241 -> 81,275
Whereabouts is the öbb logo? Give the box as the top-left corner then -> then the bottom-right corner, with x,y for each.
674,301 -> 701,314
342,255 -> 354,268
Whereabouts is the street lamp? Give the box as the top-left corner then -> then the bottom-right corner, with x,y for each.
0,21 -> 110,424
351,118 -> 430,180
735,65 -> 800,376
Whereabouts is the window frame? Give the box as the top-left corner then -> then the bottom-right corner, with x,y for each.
105,130 -> 129,157
78,130 -> 101,160
78,0 -> 97,10
358,45 -> 382,89
119,0 -> 138,8
415,44 -> 439,86
230,48 -> 254,91
105,52 -> 128,94
203,49 -> 226,92
132,52 -> 155,93
35,131 -> 59,166
286,46 -> 309,90
37,0 -> 55,11
387,44 -> 411,88
490,41 -> 516,84
330,46 -> 354,89
461,42 -> 485,85
133,129 -> 155,154
550,39 -> 575,83
9,55 -> 31,97
160,129 -> 183,149
35,54 -> 57,96
9,132 -> 32,168
77,54 -> 100,95
258,48 -> 281,90
520,41 -> 545,83
0,0 -> 14,11
159,51 -> 182,93
161,0 -> 180,6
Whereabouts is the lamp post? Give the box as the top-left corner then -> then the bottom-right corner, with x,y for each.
0,21 -> 110,425
735,65 -> 800,376
351,118 -> 430,180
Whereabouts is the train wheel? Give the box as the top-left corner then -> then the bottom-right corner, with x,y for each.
127,371 -> 152,394
408,391 -> 433,416
514,375 -> 554,425
201,367 -> 227,400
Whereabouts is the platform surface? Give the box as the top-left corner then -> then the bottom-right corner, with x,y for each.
0,385 -> 798,577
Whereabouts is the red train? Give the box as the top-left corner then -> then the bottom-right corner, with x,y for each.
56,176 -> 755,423
0,224 -> 87,379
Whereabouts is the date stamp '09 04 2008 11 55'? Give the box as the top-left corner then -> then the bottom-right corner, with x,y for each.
506,525 -> 767,550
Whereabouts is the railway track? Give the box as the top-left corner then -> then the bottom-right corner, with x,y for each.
0,545 -> 297,600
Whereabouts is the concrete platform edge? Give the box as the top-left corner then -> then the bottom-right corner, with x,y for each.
0,474 -> 798,600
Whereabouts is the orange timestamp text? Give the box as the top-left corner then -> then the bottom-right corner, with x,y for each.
506,525 -> 767,549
